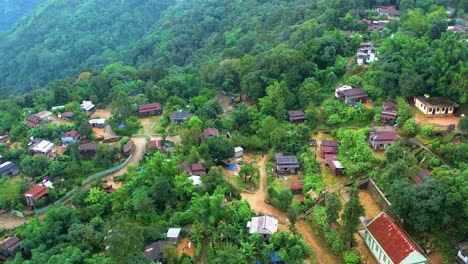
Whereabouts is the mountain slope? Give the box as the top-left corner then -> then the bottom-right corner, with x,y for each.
0,0 -> 45,32
0,0 -> 175,93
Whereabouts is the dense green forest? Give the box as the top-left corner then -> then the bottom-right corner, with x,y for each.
0,0 -> 467,263
0,0 -> 44,31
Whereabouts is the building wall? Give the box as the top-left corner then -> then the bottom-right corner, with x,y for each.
365,230 -> 393,264
414,98 -> 454,116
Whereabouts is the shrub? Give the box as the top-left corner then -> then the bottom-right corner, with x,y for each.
420,125 -> 433,137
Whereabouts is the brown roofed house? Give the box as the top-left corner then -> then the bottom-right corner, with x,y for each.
26,115 -> 41,128
291,181 -> 302,194
381,109 -> 397,124
79,143 -> 97,157
138,102 -> 162,117
62,111 -> 74,120
274,153 -> 299,174
24,185 -> 48,207
320,140 -> 339,157
363,212 -> 428,264
180,163 -> 206,176
369,127 -> 398,151
200,128 -> 219,141
61,130 -> 80,143
288,110 -> 305,123
336,88 -> 368,105
326,159 -> 345,175
1,236 -> 21,257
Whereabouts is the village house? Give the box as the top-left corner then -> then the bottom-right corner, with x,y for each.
200,128 -> 219,141
24,184 -> 48,208
1,236 -> 21,257
0,135 -> 10,144
61,130 -> 80,144
274,153 -> 299,174
79,142 -> 97,157
320,140 -> 339,157
373,5 -> 400,19
180,162 -> 206,176
144,240 -> 172,263
380,101 -> 397,124
363,212 -> 428,264
62,111 -> 74,120
26,110 -> 53,127
89,118 -> 106,128
137,102 -> 162,117
80,100 -> 95,114
325,157 -> 345,176
28,138 -> 55,157
414,169 -> 431,184
368,127 -> 398,151
456,242 -> 468,264
167,228 -> 181,244
287,110 -> 305,123
147,139 -> 167,154
414,95 -> 457,116
102,183 -> 116,194
0,161 -> 20,176
335,86 -> 368,105
169,111 -> 193,124
357,42 -> 377,66
234,146 -> 244,158
51,105 -> 65,112
247,215 -> 279,238
291,181 -> 303,194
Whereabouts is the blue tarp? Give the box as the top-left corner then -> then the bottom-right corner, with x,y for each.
227,164 -> 237,171
118,124 -> 125,129
271,251 -> 282,262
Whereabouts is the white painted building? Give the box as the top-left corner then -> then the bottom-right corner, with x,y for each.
414,96 -> 457,116
234,146 -> 244,158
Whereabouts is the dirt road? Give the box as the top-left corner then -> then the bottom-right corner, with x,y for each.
241,156 -> 342,264
0,212 -> 27,229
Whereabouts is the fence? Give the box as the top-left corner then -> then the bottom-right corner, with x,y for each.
34,154 -> 133,215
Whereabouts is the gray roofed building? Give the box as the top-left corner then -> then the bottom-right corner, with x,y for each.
274,153 -> 299,174
247,215 -> 279,238
167,228 -> 181,244
0,161 -> 19,176
144,240 -> 172,262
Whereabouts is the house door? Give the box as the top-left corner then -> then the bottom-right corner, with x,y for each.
445,108 -> 448,114
432,109 -> 435,114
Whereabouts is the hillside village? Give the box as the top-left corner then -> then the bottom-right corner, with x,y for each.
0,1 -> 467,264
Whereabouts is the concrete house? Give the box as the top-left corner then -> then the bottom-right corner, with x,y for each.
137,102 -> 162,117
369,128 -> 398,151
61,130 -> 80,144
414,96 -> 457,117
274,153 -> 299,174
234,146 -> 244,158
1,236 -> 21,257
247,215 -> 279,238
24,185 -> 48,208
199,128 -> 219,141
89,118 -> 106,128
80,100 -> 95,114
357,42 -> 377,65
336,87 -> 368,105
363,212 -> 428,264
0,161 -> 20,176
287,110 -> 305,123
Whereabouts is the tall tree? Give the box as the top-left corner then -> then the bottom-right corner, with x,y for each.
341,187 -> 364,247
325,193 -> 342,224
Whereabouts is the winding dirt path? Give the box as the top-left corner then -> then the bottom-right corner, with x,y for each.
241,156 -> 341,264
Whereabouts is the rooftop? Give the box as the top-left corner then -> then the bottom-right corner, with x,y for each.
414,96 -> 458,108
288,110 -> 305,118
81,100 -> 95,111
247,215 -> 279,235
370,130 -> 398,141
367,212 -> 426,264
339,88 -> 368,98
35,110 -> 53,119
144,240 -> 171,261
167,228 -> 182,239
138,102 -> 162,113
321,140 -> 339,147
79,142 -> 97,151
24,185 -> 48,201
274,153 -> 299,165
1,236 -> 20,252
291,181 -> 302,190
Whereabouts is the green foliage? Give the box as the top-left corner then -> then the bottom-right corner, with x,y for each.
300,149 -> 325,194
420,125 -> 433,137
343,250 -> 361,264
401,118 -> 420,137
336,128 -> 377,176
0,178 -> 28,210
341,187 -> 364,246
203,136 -> 234,162
459,116 -> 468,134
325,194 -> 342,224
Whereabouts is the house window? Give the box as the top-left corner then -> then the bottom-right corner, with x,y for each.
383,255 -> 387,262
420,103 -> 423,107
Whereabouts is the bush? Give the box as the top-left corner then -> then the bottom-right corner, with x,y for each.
420,125 -> 433,137
343,250 -> 361,264
401,119 -> 419,137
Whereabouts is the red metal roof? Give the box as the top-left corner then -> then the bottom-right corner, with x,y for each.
24,185 -> 48,201
291,181 -> 302,190
367,212 -> 424,264
138,103 -> 162,113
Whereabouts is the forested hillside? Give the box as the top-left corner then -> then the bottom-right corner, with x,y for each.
0,0 -> 44,31
0,0 -> 174,93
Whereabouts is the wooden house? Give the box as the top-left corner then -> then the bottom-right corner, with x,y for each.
336,88 -> 368,105
369,128 -> 398,151
363,212 -> 428,264
62,111 -> 74,120
274,153 -> 299,174
169,111 -> 193,124
291,181 -> 303,194
199,128 -> 219,141
79,143 -> 97,157
326,159 -> 345,175
24,185 -> 48,208
320,140 -> 339,157
414,96 -> 457,117
137,102 -> 162,117
287,110 -> 305,123
180,163 -> 206,176
1,236 -> 21,257
61,130 -> 80,144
